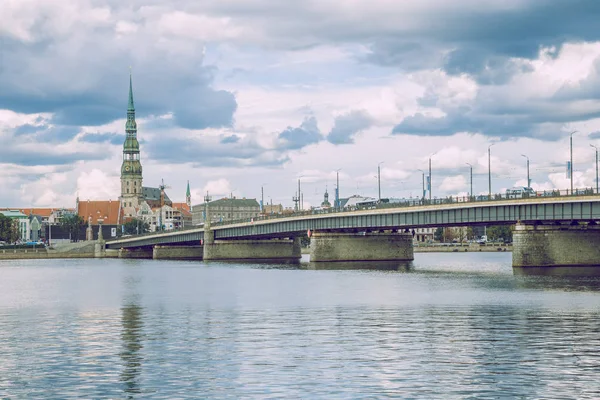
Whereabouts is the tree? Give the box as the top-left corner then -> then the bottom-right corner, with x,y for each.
60,214 -> 85,242
123,219 -> 150,235
434,227 -> 443,242
486,225 -> 513,243
0,214 -> 20,243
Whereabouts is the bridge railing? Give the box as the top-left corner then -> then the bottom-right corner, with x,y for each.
107,187 -> 598,241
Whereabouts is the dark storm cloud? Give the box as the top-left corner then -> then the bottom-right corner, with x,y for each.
361,1 -> 600,82
277,116 -> 323,150
327,110 -> 372,145
0,30 -> 237,131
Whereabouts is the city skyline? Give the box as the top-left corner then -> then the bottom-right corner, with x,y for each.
2,1 -> 600,208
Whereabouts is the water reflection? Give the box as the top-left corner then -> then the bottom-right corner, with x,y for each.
119,271 -> 144,397
514,266 -> 600,277
304,260 -> 414,272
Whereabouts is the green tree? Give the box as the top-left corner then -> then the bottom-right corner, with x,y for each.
486,225 -> 513,243
434,227 -> 443,242
0,214 -> 19,243
123,219 -> 150,235
60,214 -> 85,242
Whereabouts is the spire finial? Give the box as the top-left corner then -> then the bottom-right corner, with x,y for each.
128,68 -> 135,112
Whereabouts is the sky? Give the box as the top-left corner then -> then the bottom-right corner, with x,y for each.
2,0 -> 600,209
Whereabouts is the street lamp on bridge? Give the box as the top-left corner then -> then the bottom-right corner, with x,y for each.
521,154 -> 530,188
465,163 -> 473,198
377,162 -> 384,201
335,169 -> 342,210
417,169 -> 425,203
488,143 -> 495,198
570,130 -> 578,194
428,152 -> 437,201
591,144 -> 599,194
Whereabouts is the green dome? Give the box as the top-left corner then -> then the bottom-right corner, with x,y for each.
123,136 -> 140,152
121,160 -> 142,175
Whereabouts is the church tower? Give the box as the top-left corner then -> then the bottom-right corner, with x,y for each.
120,73 -> 143,217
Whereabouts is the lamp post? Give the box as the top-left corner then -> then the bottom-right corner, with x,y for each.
428,152 -> 437,201
335,169 -> 341,210
377,162 -> 384,201
521,154 -> 530,188
465,163 -> 473,199
570,130 -> 577,194
488,143 -> 495,198
297,176 -> 304,211
417,169 -> 425,203
261,183 -> 267,214
591,144 -> 599,194
204,191 -> 212,228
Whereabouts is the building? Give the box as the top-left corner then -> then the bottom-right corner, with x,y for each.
414,227 -> 435,243
0,210 -> 30,241
192,198 -> 260,225
320,187 -> 331,209
263,204 -> 284,215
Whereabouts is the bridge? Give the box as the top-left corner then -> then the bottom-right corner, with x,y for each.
100,194 -> 600,269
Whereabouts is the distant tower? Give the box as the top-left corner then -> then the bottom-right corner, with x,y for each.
321,186 -> 331,208
186,181 -> 191,210
119,72 -> 143,217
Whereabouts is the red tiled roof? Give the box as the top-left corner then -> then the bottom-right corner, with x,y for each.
77,200 -> 121,225
171,202 -> 190,212
0,208 -> 62,218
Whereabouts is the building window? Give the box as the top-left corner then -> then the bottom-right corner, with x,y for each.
127,188 -> 130,194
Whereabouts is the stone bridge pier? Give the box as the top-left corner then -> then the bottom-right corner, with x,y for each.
310,231 -> 414,262
513,222 -> 600,269
203,236 -> 301,262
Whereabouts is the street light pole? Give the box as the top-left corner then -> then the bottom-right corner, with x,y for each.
335,169 -> 341,210
466,163 -> 473,199
591,144 -> 599,194
377,162 -> 384,201
488,143 -> 495,198
570,130 -> 577,194
521,154 -> 530,188
428,152 -> 436,201
418,169 -> 425,203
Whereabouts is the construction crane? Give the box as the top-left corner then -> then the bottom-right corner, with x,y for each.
158,178 -> 171,231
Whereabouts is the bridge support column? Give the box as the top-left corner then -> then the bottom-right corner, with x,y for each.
203,238 -> 301,262
94,241 -> 105,258
513,222 -> 600,269
310,231 -> 414,262
153,245 -> 204,260
118,247 -> 154,259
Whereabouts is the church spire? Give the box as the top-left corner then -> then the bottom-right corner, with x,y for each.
128,72 -> 135,112
186,181 -> 191,208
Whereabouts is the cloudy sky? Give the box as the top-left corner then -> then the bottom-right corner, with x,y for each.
2,0 -> 600,209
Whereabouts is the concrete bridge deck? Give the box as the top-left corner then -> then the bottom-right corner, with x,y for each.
106,195 -> 600,249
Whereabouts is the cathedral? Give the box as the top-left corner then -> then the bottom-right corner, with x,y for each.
77,74 -> 191,235
118,74 -> 191,230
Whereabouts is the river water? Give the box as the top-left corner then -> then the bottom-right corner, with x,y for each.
1,253 -> 600,399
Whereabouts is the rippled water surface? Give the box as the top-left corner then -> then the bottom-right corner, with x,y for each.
2,253 -> 600,398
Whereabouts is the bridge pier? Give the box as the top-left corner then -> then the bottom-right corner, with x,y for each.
203,237 -> 301,262
513,222 -> 600,269
310,231 -> 414,262
153,245 -> 204,260
118,247 -> 154,259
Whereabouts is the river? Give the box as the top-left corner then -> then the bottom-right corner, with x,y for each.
1,253 -> 600,398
